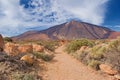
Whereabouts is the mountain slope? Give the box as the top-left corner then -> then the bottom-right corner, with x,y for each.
12,20 -> 118,41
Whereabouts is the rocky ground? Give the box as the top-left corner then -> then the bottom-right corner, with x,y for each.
0,52 -> 41,80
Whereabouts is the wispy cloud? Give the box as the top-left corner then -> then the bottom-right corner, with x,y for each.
106,25 -> 120,31
0,0 -> 109,36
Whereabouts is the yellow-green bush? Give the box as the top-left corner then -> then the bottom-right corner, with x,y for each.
65,39 -> 94,53
65,38 -> 120,71
33,52 -> 54,61
88,59 -> 100,70
37,41 -> 59,52
90,45 -> 106,59
108,38 -> 120,52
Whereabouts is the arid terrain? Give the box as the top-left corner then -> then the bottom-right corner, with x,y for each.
42,45 -> 113,80
1,31 -> 120,80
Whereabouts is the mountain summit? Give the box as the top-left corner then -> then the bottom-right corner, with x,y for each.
12,20 -> 119,41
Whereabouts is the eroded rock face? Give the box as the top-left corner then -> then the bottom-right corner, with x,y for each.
4,43 -> 19,56
99,64 -> 118,75
0,34 -> 4,52
33,44 -> 44,52
18,44 -> 33,53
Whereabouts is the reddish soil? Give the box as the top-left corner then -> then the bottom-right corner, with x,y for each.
42,46 -> 114,80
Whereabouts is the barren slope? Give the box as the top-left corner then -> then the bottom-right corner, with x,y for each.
12,20 -> 113,41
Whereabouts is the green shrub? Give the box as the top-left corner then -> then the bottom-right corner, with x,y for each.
103,39 -> 120,70
88,60 -> 100,70
4,37 -> 13,42
108,38 -> 120,52
90,45 -> 106,59
33,52 -> 54,61
37,41 -> 59,52
44,43 -> 55,51
65,39 -> 94,53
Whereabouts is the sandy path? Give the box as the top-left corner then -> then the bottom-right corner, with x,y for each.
42,46 -> 113,80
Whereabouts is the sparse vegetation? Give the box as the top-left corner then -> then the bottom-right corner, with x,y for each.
11,72 -> 38,80
33,52 -> 54,61
0,52 -> 41,80
2,37 -> 120,79
65,39 -> 94,53
108,38 -> 120,52
37,41 -> 59,52
65,37 -> 120,71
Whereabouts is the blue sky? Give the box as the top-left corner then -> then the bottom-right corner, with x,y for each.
104,0 -> 120,30
0,0 -> 120,36
104,0 -> 120,25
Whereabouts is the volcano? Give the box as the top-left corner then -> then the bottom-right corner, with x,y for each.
12,20 -> 120,41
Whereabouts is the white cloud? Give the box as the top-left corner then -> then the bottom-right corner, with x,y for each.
0,0 -> 109,36
57,0 -> 109,25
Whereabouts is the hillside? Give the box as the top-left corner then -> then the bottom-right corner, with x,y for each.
12,20 -> 120,41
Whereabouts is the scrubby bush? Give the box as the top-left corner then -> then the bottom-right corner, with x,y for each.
108,38 -> 120,52
65,39 -> 94,53
76,50 -> 89,64
88,59 -> 100,70
33,52 -> 54,61
103,38 -> 120,71
37,41 -> 59,52
4,37 -> 13,42
11,72 -> 38,80
65,38 -> 120,71
90,45 -> 106,60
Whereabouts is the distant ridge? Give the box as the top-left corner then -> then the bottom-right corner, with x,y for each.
12,20 -> 120,41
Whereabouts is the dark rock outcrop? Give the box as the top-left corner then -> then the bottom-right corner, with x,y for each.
0,34 -> 4,51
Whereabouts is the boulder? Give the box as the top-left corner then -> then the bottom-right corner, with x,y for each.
114,74 -> 120,80
0,34 -> 4,52
99,64 -> 118,75
79,46 -> 88,51
4,43 -> 19,56
20,54 -> 34,64
18,44 -> 33,53
33,44 -> 44,52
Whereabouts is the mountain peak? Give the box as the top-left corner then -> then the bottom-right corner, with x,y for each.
12,21 -> 120,41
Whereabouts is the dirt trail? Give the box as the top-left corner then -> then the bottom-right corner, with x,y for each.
42,45 -> 113,80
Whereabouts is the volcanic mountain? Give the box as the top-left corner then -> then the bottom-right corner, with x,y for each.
12,20 -> 120,41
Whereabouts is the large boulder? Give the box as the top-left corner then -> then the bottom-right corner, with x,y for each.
4,43 -> 19,56
20,54 -> 34,64
99,64 -> 118,75
79,46 -> 88,51
114,74 -> 120,80
0,34 -> 4,52
33,44 -> 44,52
